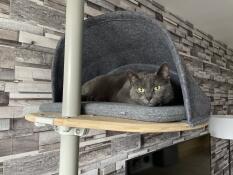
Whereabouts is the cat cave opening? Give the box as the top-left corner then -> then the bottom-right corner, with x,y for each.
51,11 -> 210,126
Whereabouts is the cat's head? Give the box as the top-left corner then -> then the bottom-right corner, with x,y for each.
127,63 -> 174,106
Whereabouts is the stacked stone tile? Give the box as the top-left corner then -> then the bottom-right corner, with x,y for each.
0,0 -> 232,174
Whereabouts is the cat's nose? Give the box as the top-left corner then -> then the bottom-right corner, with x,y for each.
146,96 -> 152,101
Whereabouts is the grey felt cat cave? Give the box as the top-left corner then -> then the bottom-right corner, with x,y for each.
51,11 -> 210,126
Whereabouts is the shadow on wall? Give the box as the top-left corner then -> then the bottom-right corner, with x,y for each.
127,135 -> 210,175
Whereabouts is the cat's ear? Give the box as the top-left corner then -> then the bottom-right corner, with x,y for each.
157,63 -> 170,80
127,70 -> 139,83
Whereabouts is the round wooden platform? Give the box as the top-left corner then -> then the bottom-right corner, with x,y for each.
25,112 -> 208,133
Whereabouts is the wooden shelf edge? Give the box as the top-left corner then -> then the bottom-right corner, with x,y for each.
25,112 -> 208,133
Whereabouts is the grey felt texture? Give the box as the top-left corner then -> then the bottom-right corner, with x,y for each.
39,103 -> 186,122
52,11 -> 210,125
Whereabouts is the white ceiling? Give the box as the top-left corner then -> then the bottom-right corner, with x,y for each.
155,0 -> 233,48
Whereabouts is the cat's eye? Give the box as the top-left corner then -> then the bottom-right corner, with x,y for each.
154,86 -> 161,91
137,87 -> 145,93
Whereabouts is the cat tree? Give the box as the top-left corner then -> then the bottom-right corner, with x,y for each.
25,0 -> 209,175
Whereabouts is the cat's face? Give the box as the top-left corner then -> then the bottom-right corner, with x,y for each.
128,64 -> 173,106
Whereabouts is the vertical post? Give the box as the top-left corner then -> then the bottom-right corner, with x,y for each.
59,0 -> 84,175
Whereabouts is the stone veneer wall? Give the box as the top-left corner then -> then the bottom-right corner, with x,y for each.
0,0 -> 232,175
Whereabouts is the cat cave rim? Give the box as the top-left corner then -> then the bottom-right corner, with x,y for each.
52,11 -> 210,126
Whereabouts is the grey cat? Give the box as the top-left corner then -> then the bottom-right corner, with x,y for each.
82,64 -> 174,106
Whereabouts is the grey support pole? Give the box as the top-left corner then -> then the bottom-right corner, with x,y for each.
59,0 -> 84,175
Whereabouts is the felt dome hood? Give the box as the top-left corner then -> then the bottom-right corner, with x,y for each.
52,11 -> 210,125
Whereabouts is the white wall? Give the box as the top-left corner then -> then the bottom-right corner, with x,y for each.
156,0 -> 233,48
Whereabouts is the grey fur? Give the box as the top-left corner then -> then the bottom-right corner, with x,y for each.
82,64 -> 174,106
